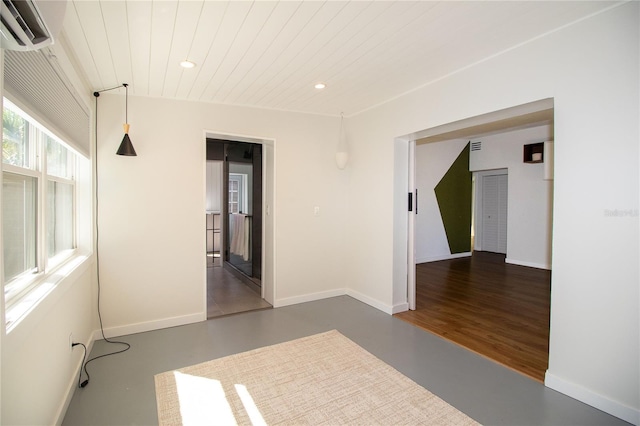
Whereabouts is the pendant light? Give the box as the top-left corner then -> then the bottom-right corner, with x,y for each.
336,112 -> 348,169
94,83 -> 137,156
116,83 -> 136,156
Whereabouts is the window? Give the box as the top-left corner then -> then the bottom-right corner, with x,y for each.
229,177 -> 240,214
2,105 -> 31,168
229,173 -> 248,214
46,135 -> 75,260
2,99 -> 77,318
2,172 -> 37,282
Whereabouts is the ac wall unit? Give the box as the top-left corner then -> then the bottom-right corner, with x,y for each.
1,0 -> 67,51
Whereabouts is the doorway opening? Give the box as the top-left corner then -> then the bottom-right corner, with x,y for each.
206,138 -> 272,318
396,98 -> 554,382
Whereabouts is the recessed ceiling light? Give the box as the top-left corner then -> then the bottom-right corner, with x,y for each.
180,60 -> 196,69
314,82 -> 326,90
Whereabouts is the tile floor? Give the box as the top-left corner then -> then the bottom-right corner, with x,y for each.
207,264 -> 271,318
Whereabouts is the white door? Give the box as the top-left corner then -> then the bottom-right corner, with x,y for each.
481,173 -> 508,254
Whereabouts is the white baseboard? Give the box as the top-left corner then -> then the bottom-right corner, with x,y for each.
274,288 -> 347,308
98,312 -> 206,339
274,288 -> 396,315
416,252 -> 472,264
545,372 -> 640,425
391,302 -> 409,314
274,288 -> 396,316
505,258 -> 550,270
346,289 -> 395,315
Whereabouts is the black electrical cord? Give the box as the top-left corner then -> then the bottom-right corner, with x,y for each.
75,87 -> 132,388
71,343 -> 88,388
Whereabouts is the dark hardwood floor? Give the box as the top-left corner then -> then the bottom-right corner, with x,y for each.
395,251 -> 551,382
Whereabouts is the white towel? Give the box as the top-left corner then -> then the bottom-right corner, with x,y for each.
242,215 -> 251,261
230,214 -> 251,261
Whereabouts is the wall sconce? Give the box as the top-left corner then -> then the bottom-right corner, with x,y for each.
336,113 -> 348,169
93,83 -> 137,156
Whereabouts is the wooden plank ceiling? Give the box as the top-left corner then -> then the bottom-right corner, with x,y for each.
61,1 -> 617,116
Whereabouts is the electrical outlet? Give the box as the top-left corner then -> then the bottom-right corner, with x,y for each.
69,333 -> 74,351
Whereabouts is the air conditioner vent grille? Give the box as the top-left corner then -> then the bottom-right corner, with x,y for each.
0,0 -> 60,51
1,16 -> 25,46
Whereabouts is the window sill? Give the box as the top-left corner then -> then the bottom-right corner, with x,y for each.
4,250 -> 76,304
5,253 -> 92,333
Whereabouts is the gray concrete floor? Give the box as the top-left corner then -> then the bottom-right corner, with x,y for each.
62,296 -> 629,425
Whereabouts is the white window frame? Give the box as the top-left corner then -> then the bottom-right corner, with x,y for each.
2,98 -> 78,329
229,173 -> 248,214
46,174 -> 77,268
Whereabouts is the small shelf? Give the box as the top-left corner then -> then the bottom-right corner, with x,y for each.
523,142 -> 544,163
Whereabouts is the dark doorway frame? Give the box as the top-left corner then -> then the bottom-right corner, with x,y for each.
207,138 -> 263,287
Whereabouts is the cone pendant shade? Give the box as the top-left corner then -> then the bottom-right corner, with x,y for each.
116,84 -> 137,156
117,123 -> 136,156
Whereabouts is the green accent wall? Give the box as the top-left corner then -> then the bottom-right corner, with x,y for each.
434,143 -> 472,254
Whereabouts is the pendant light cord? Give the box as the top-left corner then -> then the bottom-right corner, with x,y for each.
78,88 -> 132,388
123,83 -> 128,124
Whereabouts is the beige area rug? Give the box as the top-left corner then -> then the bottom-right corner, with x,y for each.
155,330 -> 480,425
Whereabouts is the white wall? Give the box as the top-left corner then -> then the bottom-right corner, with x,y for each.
95,95 -> 350,335
415,139 -> 470,262
469,125 -> 554,269
1,265 -> 95,425
348,3 -> 638,423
